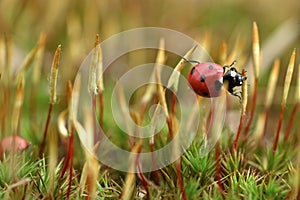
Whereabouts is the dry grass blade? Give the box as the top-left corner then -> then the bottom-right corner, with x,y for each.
241,69 -> 248,115
219,41 -> 227,65
4,178 -> 31,199
15,40 -> 40,81
266,59 -> 280,108
95,34 -> 105,127
255,59 -> 280,139
167,45 -> 197,90
282,49 -> 296,105
67,81 -> 73,131
83,105 -> 94,150
252,21 -> 260,78
194,31 -> 212,62
273,49 -> 296,153
11,76 -> 24,136
140,38 -> 166,118
122,140 -> 142,200
116,82 -> 131,133
4,35 -> 13,83
57,109 -> 68,138
49,45 -> 62,104
284,60 -> 299,142
141,38 -> 166,101
95,34 -> 104,93
156,79 -> 169,120
32,33 -> 47,85
73,74 -> 81,121
0,37 -> 4,73
227,35 -> 246,65
85,155 -> 100,199
88,35 -> 102,95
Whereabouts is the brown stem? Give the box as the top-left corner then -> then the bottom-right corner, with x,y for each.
39,103 -> 53,157
167,119 -> 173,139
175,159 -> 187,200
136,149 -> 149,196
171,92 -> 176,119
273,103 -> 285,153
243,78 -> 258,136
59,139 -> 71,180
98,92 -> 104,128
233,114 -> 244,152
215,142 -> 224,193
284,102 -> 299,142
150,141 -> 160,182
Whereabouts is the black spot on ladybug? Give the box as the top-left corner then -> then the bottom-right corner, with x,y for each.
190,67 -> 195,75
202,92 -> 209,97
214,80 -> 222,91
200,75 -> 206,82
208,65 -> 214,70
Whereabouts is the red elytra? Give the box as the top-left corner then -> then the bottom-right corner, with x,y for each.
0,136 -> 29,152
187,62 -> 224,97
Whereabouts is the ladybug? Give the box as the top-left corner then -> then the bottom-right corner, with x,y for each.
187,60 -> 247,99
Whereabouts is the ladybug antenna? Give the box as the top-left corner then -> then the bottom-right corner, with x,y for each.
182,57 -> 200,64
223,60 -> 237,72
230,60 -> 237,67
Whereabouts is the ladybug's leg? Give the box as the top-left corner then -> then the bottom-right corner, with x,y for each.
223,60 -> 237,72
182,57 -> 200,64
231,87 -> 243,103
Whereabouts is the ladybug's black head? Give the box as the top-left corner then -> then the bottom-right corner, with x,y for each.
223,67 -> 247,94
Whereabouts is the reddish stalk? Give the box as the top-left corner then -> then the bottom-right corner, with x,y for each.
284,102 -> 299,141
170,92 -> 187,199
139,102 -> 147,121
39,103 -> 53,157
98,92 -> 104,128
59,137 -> 71,180
150,140 -> 160,182
171,93 -> 177,119
233,114 -> 245,153
274,49 -> 296,153
215,142 -> 224,193
66,127 -> 75,199
273,103 -> 285,153
175,159 -> 187,200
243,78 -> 258,136
167,119 -> 173,139
136,150 -> 149,196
